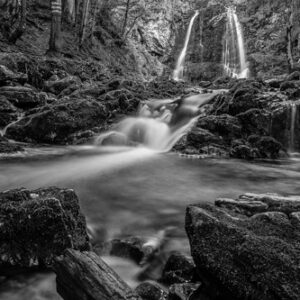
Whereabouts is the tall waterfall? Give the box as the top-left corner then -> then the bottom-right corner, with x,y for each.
223,7 -> 248,79
173,11 -> 199,81
96,92 -> 220,152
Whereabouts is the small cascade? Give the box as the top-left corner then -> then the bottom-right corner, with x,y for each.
289,102 -> 297,152
96,92 -> 219,152
173,10 -> 199,82
0,113 -> 24,137
223,7 -> 249,79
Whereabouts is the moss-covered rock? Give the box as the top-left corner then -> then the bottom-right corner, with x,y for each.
186,193 -> 300,300
0,187 -> 90,274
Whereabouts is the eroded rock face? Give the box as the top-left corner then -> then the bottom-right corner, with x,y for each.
185,193 -> 300,300
0,187 -> 90,273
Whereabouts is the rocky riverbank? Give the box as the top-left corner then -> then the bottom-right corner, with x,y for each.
1,187 -> 299,300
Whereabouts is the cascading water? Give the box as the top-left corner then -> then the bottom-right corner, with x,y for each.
95,92 -> 219,152
223,7 -> 249,79
173,11 -> 199,82
289,102 -> 297,152
0,113 -> 24,137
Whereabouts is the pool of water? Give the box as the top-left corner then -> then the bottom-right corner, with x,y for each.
1,146 -> 300,299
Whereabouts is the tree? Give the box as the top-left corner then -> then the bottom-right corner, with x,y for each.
49,0 -> 62,53
287,0 -> 300,71
79,0 -> 101,46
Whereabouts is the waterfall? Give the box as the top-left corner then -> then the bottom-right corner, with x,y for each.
290,102 -> 297,152
223,7 -> 248,79
95,92 -> 220,152
173,11 -> 199,82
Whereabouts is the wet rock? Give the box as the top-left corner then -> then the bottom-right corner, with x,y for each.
0,187 -> 90,273
6,98 -> 108,144
0,86 -> 46,109
237,108 -> 270,136
229,143 -> 260,160
160,252 -> 196,285
248,135 -> 283,159
168,283 -> 201,300
185,193 -> 300,300
197,115 -> 242,142
109,238 -> 144,264
135,281 -> 167,300
186,128 -> 222,148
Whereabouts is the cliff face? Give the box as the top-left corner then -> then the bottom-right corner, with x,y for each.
118,0 -> 291,81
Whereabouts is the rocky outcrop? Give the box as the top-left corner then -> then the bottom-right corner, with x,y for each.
175,79 -> 300,157
186,193 -> 300,300
6,98 -> 108,144
0,187 -> 90,274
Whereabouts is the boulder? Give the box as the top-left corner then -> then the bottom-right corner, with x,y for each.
197,115 -> 242,142
109,237 -> 144,264
6,98 -> 108,144
185,193 -> 300,300
0,187 -> 90,273
237,108 -> 270,136
160,252 -> 196,285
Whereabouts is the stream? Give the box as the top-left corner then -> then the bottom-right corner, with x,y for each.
1,146 -> 300,299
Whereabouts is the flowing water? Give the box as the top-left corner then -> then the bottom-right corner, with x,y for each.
1,92 -> 300,299
173,11 -> 199,81
290,102 -> 297,152
223,7 -> 249,79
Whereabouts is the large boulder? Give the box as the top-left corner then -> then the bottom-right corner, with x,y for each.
6,98 -> 108,144
0,187 -> 90,273
185,193 -> 300,300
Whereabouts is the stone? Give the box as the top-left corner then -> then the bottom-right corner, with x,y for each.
6,98 -> 108,144
185,193 -> 300,300
109,237 -> 144,264
160,252 -> 196,285
0,187 -> 90,273
135,281 -> 167,300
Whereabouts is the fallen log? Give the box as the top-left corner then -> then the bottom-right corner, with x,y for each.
55,249 -> 141,300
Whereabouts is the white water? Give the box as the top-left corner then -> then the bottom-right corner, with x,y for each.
96,92 -> 220,152
223,7 -> 248,79
290,102 -> 297,152
173,11 -> 199,81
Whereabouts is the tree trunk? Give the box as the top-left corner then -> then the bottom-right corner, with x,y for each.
122,0 -> 131,37
55,249 -> 141,300
49,0 -> 62,53
287,10 -> 294,72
